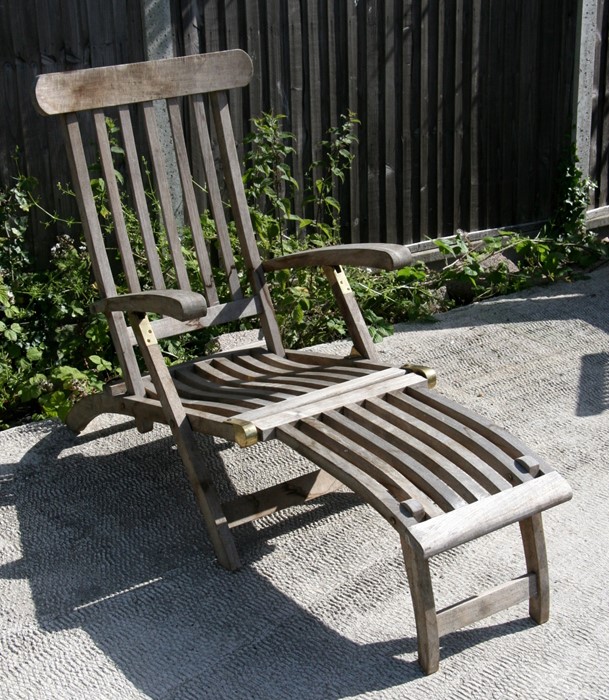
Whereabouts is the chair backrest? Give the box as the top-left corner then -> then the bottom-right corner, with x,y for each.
34,50 -> 284,393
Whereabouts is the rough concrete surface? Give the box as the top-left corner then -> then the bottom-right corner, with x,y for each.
1,266 -> 608,699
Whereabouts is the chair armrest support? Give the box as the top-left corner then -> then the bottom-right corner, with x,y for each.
262,243 -> 413,272
94,290 -> 208,321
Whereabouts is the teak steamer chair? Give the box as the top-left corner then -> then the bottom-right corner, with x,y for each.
34,50 -> 572,674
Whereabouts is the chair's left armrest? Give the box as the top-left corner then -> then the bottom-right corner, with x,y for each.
93,289 -> 208,321
262,243 -> 413,272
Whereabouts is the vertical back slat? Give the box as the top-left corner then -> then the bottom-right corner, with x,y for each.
117,105 -> 166,289
210,90 -> 284,354
62,113 -> 144,395
142,100 -> 191,290
93,109 -> 141,293
167,97 -> 219,306
63,115 -> 117,297
192,94 -> 243,300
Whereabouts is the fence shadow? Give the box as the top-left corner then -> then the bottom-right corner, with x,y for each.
577,352 -> 609,416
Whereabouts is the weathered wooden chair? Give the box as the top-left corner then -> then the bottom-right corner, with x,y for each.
34,50 -> 572,674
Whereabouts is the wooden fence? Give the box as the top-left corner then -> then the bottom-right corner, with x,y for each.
177,0 -> 580,245
0,0 -> 605,259
590,0 -> 609,209
0,0 -> 146,258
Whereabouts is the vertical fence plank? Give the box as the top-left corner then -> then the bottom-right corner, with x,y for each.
317,0 -> 331,140
326,1 -> 338,133
305,0 -> 323,196
384,1 -> 397,243
400,0 -> 414,241
265,0 -> 285,115
517,1 -> 539,223
225,0 -> 245,152
454,0 -> 470,231
244,0 -> 264,118
425,0 -> 439,239
469,0 -> 483,231
334,0 -> 351,241
287,0 -> 305,217
409,0 -> 422,241
439,0 -> 456,236
347,0 -> 361,243
500,2 -> 518,224
365,0 -> 380,243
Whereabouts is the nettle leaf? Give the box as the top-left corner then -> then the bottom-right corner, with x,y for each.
88,354 -> 113,372
434,239 -> 453,255
39,390 -> 72,420
26,346 -> 43,362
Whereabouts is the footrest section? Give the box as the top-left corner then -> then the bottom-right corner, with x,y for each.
408,472 -> 572,559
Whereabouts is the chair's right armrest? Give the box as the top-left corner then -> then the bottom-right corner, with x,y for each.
262,243 -> 413,273
93,289 -> 208,321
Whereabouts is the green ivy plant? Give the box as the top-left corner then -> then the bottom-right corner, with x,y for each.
1,122 -> 607,429
243,111 -> 363,347
0,171 -> 114,427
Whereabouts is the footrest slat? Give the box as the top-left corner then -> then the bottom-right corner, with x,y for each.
408,472 -> 572,559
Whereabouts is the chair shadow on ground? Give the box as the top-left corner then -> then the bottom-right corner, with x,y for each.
0,419 -> 539,698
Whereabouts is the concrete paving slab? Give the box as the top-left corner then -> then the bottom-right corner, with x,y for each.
1,265 -> 608,699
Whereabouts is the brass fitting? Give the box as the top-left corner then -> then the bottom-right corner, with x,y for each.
226,418 -> 259,448
402,363 -> 437,389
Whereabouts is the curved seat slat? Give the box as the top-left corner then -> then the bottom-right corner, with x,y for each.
387,391 -> 533,485
326,408 -> 469,512
365,396 -> 511,495
407,386 -> 552,469
276,422 -> 414,530
339,405 -> 488,507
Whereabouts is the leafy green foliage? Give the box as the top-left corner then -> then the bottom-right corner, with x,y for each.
243,112 -> 368,347
0,171 -> 115,427
1,121 -> 607,430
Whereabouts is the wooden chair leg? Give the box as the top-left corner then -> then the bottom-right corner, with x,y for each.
401,535 -> 440,674
129,312 -> 241,572
134,415 -> 155,434
519,513 -> 550,624
171,416 -> 242,571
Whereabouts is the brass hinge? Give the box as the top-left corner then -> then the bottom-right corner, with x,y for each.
402,363 -> 437,389
225,418 -> 259,448
324,265 -> 353,294
133,313 -> 158,346
333,266 -> 353,294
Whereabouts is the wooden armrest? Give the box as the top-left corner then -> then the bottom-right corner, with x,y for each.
262,243 -> 413,272
94,290 -> 208,321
